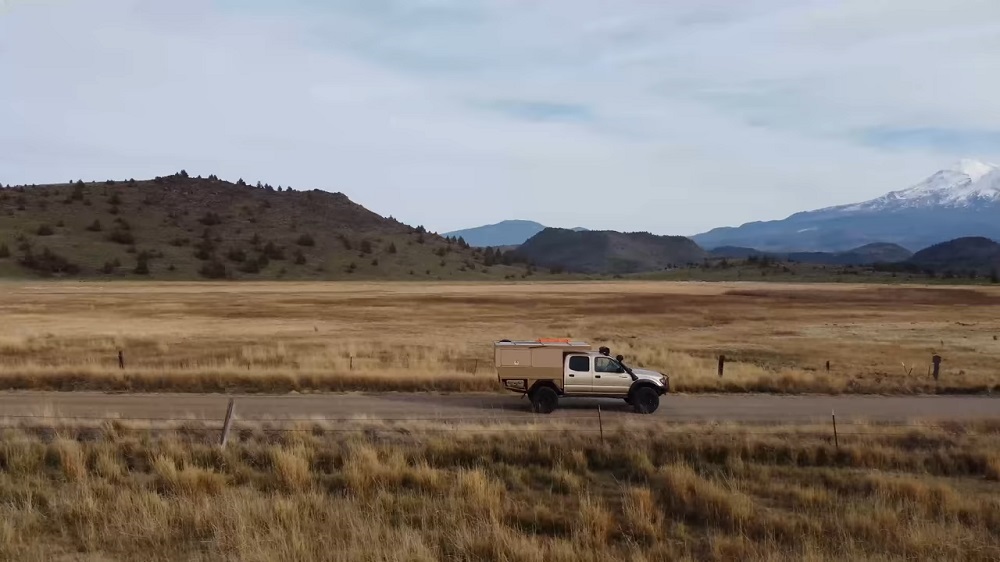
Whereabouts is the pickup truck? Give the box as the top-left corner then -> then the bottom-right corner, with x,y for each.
494,339 -> 669,414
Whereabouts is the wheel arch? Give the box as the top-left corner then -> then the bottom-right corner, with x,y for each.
528,380 -> 562,396
629,381 -> 665,397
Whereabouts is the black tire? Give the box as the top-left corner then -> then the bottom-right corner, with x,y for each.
623,397 -> 632,405
529,386 -> 559,414
631,386 -> 659,414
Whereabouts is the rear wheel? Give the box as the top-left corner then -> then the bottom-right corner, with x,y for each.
631,386 -> 659,414
529,386 -> 559,414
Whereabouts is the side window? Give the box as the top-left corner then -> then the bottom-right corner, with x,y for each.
595,357 -> 621,373
568,356 -> 590,372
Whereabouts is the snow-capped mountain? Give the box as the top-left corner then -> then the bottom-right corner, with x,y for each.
827,159 -> 1000,213
692,159 -> 1000,252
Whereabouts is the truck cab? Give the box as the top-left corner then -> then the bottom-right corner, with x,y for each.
494,339 -> 669,414
564,353 -> 634,394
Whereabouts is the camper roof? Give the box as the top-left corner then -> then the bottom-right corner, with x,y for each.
494,339 -> 591,348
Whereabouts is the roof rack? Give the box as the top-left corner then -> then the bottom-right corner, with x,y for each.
495,339 -> 591,347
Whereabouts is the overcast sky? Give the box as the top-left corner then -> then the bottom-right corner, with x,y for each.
3,0 -> 999,235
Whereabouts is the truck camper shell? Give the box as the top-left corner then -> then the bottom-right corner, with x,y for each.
493,338 -> 668,414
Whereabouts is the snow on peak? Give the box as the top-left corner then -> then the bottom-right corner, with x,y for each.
952,158 -> 997,182
825,158 -> 1000,214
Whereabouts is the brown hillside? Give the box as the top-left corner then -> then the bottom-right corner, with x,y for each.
0,172 -> 538,280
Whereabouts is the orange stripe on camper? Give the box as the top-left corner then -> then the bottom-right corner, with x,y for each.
536,338 -> 571,343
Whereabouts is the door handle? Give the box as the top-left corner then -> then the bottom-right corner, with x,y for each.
595,375 -> 601,379
568,374 -> 575,377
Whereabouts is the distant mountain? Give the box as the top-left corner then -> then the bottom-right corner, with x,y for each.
693,159 -> 1000,252
905,237 -> 1000,275
514,228 -> 706,274
709,242 -> 912,266
444,220 -> 586,247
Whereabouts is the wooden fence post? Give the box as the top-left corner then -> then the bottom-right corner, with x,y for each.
718,355 -> 725,378
118,350 -> 124,369
597,404 -> 604,447
350,356 -> 354,370
932,355 -> 942,381
831,410 -> 839,450
220,399 -> 236,447
825,360 -> 830,372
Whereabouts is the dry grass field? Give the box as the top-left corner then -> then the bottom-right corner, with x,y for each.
0,419 -> 997,561
0,280 -> 999,394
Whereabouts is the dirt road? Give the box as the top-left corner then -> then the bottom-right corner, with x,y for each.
0,391 -> 996,423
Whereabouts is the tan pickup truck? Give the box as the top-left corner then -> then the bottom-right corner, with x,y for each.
494,339 -> 669,414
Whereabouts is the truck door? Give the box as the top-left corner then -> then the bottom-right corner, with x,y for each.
593,356 -> 631,394
564,354 -> 593,393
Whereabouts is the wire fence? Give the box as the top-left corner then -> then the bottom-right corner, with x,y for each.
1,400 -> 993,446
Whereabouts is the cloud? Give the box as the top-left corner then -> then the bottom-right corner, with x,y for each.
860,128 -> 1000,154
2,0 -> 999,235
477,101 -> 594,123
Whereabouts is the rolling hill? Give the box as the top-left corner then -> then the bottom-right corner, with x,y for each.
444,220 -> 587,247
903,237 -> 1000,276
709,242 -> 913,266
0,172 -> 540,280
513,228 -> 706,274
693,159 -> 1000,252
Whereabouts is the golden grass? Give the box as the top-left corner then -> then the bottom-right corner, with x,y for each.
0,420 -> 997,560
0,280 -> 998,394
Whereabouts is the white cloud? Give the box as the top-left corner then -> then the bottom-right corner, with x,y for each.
2,0 -> 998,235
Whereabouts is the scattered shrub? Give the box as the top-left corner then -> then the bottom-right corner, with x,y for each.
36,224 -> 54,236
199,259 -> 227,279
86,220 -> 102,232
198,212 -> 222,226
107,229 -> 135,245
263,241 -> 284,260
133,253 -> 150,275
0,243 -> 9,258
294,249 -> 306,265
239,259 -> 261,274
19,247 -> 80,276
227,248 -> 247,263
194,231 -> 215,260
296,234 -> 315,247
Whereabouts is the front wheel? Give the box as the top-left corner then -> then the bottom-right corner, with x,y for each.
529,386 -> 559,414
631,387 -> 659,414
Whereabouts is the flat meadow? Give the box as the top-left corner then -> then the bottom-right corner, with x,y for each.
0,280 -> 998,394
